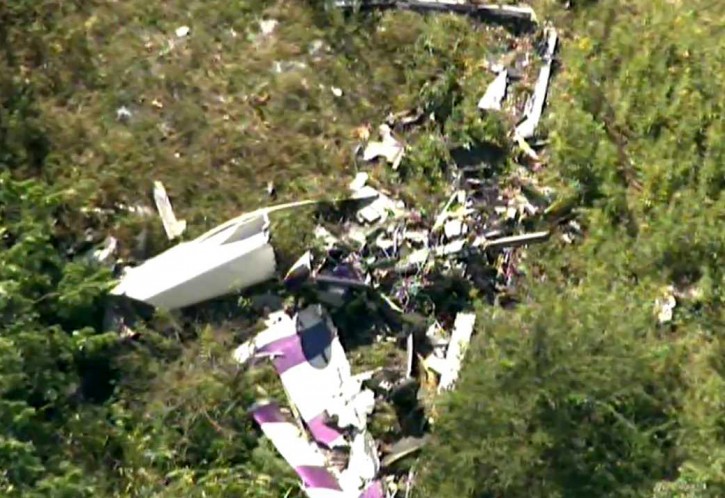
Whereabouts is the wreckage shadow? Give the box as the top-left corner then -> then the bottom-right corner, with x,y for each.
450,143 -> 507,174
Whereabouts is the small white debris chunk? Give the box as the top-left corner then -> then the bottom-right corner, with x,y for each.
363,124 -> 405,170
259,19 -> 279,36
655,286 -> 677,324
478,69 -> 508,111
175,25 -> 190,38
116,106 -> 132,122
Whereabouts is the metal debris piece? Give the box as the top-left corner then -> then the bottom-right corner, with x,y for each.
243,309 -> 384,497
111,212 -> 276,309
152,181 -> 187,240
438,312 -> 476,392
477,69 -> 508,111
363,124 -> 405,170
515,26 -> 558,140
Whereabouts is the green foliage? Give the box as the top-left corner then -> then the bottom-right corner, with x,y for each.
417,0 -> 725,496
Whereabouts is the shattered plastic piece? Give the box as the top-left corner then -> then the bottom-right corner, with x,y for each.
655,287 -> 677,324
477,69 -> 508,111
438,312 -> 476,392
363,124 -> 405,170
152,181 -> 187,240
515,27 -> 558,139
175,25 -> 190,38
111,212 -> 276,309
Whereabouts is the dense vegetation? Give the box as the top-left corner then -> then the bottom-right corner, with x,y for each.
1,0 -> 722,497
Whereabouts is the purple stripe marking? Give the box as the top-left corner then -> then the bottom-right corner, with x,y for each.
259,320 -> 334,374
359,481 -> 385,498
251,402 -> 287,425
296,465 -> 342,491
260,334 -> 305,373
306,412 -> 344,447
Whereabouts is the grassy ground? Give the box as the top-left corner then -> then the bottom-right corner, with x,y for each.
9,0 -> 544,256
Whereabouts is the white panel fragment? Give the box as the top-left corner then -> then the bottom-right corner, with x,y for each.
438,312 -> 476,392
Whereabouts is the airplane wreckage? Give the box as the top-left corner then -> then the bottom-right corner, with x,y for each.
100,2 -> 565,496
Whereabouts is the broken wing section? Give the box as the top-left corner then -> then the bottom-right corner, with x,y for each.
111,212 -> 276,309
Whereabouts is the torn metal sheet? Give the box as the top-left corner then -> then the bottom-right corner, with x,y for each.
111,212 -> 276,309
438,312 -> 476,392
362,124 -> 405,170
477,69 -> 508,111
153,180 -> 187,240
514,27 -> 558,139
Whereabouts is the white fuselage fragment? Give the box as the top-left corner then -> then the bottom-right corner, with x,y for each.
111,212 -> 276,309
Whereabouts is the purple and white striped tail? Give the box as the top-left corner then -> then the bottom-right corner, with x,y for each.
251,401 -> 384,498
